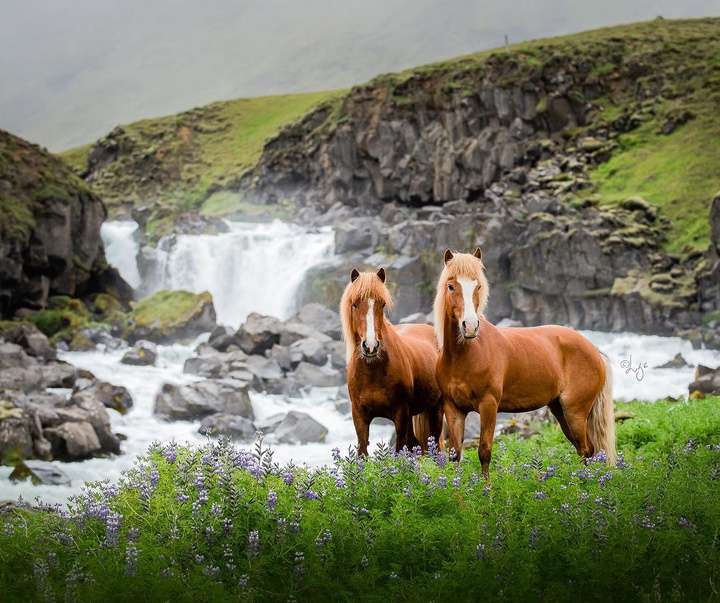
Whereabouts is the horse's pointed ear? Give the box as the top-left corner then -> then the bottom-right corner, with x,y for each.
444,249 -> 454,265
376,268 -> 386,283
473,247 -> 483,260
350,268 -> 360,283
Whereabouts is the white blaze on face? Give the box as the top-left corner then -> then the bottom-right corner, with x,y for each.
365,299 -> 377,348
457,277 -> 479,336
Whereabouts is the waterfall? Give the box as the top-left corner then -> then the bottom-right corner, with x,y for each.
101,221 -> 142,289
102,220 -> 334,327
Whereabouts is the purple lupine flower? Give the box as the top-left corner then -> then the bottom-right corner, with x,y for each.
125,543 -> 140,577
294,551 -> 305,578
684,439 -> 696,453
289,522 -> 300,533
412,445 -> 423,458
470,473 -> 480,486
248,530 -> 260,558
560,503 -> 570,512
678,517 -> 696,529
361,555 -> 369,568
335,477 -> 347,489
534,491 -> 546,501
305,489 -> 320,500
403,488 -> 412,498
436,477 -> 448,488
331,448 -> 341,462
202,565 -> 221,580
594,497 -> 604,505
482,486 -> 491,497
579,492 -> 589,501
221,518 -> 233,536
282,469 -> 295,485
267,490 -> 278,511
435,451 -> 448,468
194,554 -> 205,564
598,471 -> 613,487
421,473 -> 431,485
427,436 -> 438,457
210,503 -> 223,516
105,511 -> 122,548
452,477 -> 461,488
176,493 -> 190,504
239,574 -> 250,589
476,544 -> 486,560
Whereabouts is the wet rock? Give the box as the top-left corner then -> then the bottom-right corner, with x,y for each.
236,313 -> 282,355
199,414 -> 256,440
0,367 -> 45,393
10,460 -> 72,486
44,421 -> 102,460
689,365 -> 720,395
256,413 -> 286,435
273,411 -> 328,444
207,325 -> 237,352
121,340 -> 157,366
75,379 -> 134,415
278,322 -> 332,347
2,324 -> 55,360
245,356 -> 285,394
288,338 -> 329,366
0,402 -> 34,463
63,390 -> 122,455
0,342 -> 36,370
293,362 -> 344,388
289,304 -> 342,340
40,361 -> 77,388
154,379 -> 254,422
184,354 -> 227,378
655,353 -> 690,369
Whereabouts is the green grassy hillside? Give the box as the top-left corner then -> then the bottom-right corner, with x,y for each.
61,91 -> 344,218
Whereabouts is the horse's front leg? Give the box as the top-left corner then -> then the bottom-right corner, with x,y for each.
477,396 -> 499,479
352,405 -> 370,456
443,399 -> 466,461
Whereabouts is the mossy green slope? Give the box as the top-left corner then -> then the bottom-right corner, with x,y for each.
61,92 -> 344,218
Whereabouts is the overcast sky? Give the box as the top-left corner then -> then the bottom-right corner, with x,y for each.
1,0 -> 717,151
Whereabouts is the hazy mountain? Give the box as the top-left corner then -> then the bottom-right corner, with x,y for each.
1,0 -> 717,151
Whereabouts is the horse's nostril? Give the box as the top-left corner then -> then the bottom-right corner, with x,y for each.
461,321 -> 467,331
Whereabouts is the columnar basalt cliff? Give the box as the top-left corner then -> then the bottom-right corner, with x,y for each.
0,129 -> 124,319
234,19 -> 720,343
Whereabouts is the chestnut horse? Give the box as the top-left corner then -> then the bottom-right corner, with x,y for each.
341,268 -> 444,455
434,248 -> 615,477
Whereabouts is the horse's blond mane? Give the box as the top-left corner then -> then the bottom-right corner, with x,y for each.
433,252 -> 490,349
340,272 -> 395,365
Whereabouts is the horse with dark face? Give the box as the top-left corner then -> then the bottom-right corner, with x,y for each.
434,248 -> 615,478
341,268 -> 444,456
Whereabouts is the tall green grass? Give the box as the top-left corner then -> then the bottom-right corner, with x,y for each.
1,398 -> 718,602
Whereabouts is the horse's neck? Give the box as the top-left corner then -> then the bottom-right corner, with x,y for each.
441,316 -> 490,359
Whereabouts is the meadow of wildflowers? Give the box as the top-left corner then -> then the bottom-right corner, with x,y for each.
1,397 -> 719,602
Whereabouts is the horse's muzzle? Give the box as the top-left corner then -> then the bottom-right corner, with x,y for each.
361,341 -> 381,357
461,321 -> 479,339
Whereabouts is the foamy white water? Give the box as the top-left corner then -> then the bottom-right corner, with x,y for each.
101,221 -> 142,289
141,220 -> 334,327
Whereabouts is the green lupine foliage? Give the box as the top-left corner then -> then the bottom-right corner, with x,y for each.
1,398 -> 719,601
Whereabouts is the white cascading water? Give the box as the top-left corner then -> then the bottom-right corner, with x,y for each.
2,220 -> 720,506
140,221 -> 334,327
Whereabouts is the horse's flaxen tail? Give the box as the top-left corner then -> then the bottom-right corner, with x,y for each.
412,411 -> 446,452
587,354 -> 616,466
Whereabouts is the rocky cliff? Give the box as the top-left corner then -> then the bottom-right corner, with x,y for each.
0,129 -> 122,319
236,18 -> 720,342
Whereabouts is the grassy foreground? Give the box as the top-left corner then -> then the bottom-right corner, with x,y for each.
1,398 -> 719,602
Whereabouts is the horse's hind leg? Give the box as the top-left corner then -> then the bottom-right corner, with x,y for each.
555,397 -> 594,459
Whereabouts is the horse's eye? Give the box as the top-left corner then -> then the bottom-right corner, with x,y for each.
352,303 -> 357,310
448,284 -> 455,292
382,302 -> 386,309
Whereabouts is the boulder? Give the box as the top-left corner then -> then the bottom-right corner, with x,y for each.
656,353 -> 690,369
183,354 -> 227,378
154,379 -> 253,421
288,338 -> 329,366
0,402 -> 34,463
278,321 -> 332,347
235,313 -> 282,355
124,290 -> 217,344
293,362 -> 344,388
121,340 -> 157,366
44,421 -> 102,460
245,356 -> 286,394
75,379 -> 133,414
0,341 -> 36,370
40,361 -> 77,388
2,324 -> 56,360
289,304 -> 342,340
0,367 -> 45,393
198,414 -> 256,440
273,411 -> 328,444
256,412 -> 287,435
206,325 -> 238,352
9,460 -> 72,486
64,390 -> 121,455
689,365 -> 720,395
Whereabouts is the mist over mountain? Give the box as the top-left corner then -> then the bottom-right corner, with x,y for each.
1,0 -> 717,151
